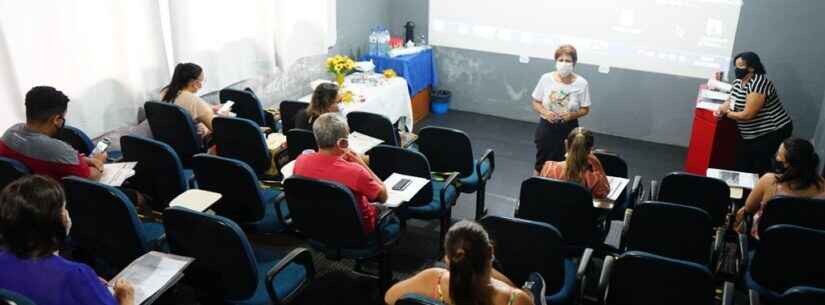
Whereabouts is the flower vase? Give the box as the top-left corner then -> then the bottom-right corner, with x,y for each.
335,73 -> 345,87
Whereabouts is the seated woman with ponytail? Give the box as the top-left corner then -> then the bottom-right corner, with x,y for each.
385,220 -> 536,305
539,127 -> 609,199
735,137 -> 825,239
160,63 -> 217,139
294,83 -> 342,130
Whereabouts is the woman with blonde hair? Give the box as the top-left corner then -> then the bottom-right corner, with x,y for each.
293,83 -> 342,130
539,127 -> 609,199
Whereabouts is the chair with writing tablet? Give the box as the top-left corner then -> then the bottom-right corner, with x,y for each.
56,125 -> 95,156
219,88 -> 276,131
367,144 -> 460,252
121,135 -> 193,212
144,101 -> 204,168
163,207 -> 314,305
213,117 -> 275,179
285,129 -> 317,161
347,111 -> 401,147
278,100 -> 308,133
62,176 -> 165,278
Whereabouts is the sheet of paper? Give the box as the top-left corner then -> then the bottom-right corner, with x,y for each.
606,176 -> 630,202
382,173 -> 430,208
604,220 -> 625,249
348,132 -> 383,155
100,162 -> 137,186
110,251 -> 193,305
698,89 -> 729,101
707,78 -> 733,92
266,133 -> 286,151
169,189 -> 222,212
696,101 -> 722,111
707,168 -> 758,189
281,160 -> 296,179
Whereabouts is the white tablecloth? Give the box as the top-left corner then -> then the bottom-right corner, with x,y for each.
299,76 -> 414,131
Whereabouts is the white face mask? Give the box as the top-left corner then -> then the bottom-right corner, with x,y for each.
64,209 -> 72,237
556,61 -> 574,77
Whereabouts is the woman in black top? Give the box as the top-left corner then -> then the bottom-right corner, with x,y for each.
294,83 -> 342,130
715,52 -> 793,175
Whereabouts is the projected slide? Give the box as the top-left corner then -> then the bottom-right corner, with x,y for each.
429,0 -> 743,79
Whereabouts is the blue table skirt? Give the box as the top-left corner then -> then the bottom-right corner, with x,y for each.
361,48 -> 437,96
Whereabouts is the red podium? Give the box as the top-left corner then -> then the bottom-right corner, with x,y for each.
685,89 -> 741,175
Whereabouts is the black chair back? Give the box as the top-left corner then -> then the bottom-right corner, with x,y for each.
515,177 -> 596,255
56,126 -> 95,155
626,201 -> 714,265
283,176 -> 369,250
192,154 -> 266,223
396,294 -> 445,305
144,101 -> 202,167
347,111 -> 399,146
417,126 -> 474,178
480,216 -> 566,294
285,129 -> 317,161
594,151 -> 628,178
213,117 -> 271,176
219,88 -> 267,127
62,177 -> 152,273
750,225 -> 825,293
658,172 -> 730,227
0,157 -> 30,191
163,207 -> 259,301
606,251 -> 715,305
367,145 -> 433,206
759,197 -> 825,237
279,101 -> 308,133
0,289 -> 36,305
781,286 -> 825,305
120,135 -> 188,211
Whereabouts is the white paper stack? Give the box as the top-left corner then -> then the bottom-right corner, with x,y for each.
169,189 -> 222,212
388,46 -> 430,57
266,133 -> 287,151
707,78 -> 733,92
699,89 -> 730,101
707,168 -> 759,189
109,251 -> 194,305
100,162 -> 138,186
348,132 -> 383,155
281,160 -> 296,179
382,173 -> 430,208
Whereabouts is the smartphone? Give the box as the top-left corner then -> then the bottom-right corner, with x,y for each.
92,139 -> 110,155
392,178 -> 412,191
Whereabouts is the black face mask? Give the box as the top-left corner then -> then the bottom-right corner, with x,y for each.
735,68 -> 749,79
772,158 -> 787,174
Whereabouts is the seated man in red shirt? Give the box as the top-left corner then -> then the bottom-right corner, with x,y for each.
0,86 -> 106,180
293,113 -> 389,234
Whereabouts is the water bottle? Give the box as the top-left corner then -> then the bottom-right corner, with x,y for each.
368,27 -> 378,56
381,28 -> 391,56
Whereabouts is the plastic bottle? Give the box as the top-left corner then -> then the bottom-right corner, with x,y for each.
381,27 -> 391,56
368,27 -> 377,56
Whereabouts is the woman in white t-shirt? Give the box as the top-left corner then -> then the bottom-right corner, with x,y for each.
531,45 -> 592,172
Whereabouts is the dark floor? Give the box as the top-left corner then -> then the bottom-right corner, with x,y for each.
415,110 -> 688,221
155,110 -> 691,305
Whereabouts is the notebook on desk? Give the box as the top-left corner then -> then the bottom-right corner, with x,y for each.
348,132 -> 383,155
381,173 -> 429,208
169,189 -> 222,212
108,251 -> 194,305
593,176 -> 630,209
100,162 -> 137,186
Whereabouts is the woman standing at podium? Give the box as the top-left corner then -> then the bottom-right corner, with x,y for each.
714,52 -> 793,175
531,45 -> 592,172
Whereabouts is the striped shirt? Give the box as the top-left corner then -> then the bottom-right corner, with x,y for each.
729,74 -> 792,140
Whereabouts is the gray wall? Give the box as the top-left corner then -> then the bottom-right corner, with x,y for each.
389,0 -> 825,147
815,90 -> 825,174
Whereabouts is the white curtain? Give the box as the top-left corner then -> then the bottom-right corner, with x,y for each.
0,0 -> 170,136
0,0 -> 337,136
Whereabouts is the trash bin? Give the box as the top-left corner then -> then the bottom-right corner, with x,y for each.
431,89 -> 451,115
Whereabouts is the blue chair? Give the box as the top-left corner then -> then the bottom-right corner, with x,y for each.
144,101 -> 204,168
278,101 -> 308,133
163,207 -> 313,305
515,177 -> 598,257
654,172 -> 731,229
0,289 -> 36,305
0,157 -> 30,191
347,111 -> 401,147
213,117 -> 274,178
757,197 -> 825,237
480,216 -> 583,305
599,251 -> 732,305
56,126 -> 94,155
220,88 -> 276,131
282,176 -> 400,290
62,176 -> 165,278
417,126 -> 494,220
744,225 -> 825,304
367,145 -> 459,251
396,294 -> 444,305
120,135 -> 193,212
623,202 -> 715,267
761,286 -> 825,305
191,154 -> 288,234
285,129 -> 317,162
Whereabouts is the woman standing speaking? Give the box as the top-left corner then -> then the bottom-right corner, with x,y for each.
531,45 -> 592,172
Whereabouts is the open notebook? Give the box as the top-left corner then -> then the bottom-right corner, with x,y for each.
108,251 -> 194,305
100,162 -> 137,186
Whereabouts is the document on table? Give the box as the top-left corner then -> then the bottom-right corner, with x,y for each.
382,173 -> 430,208
169,190 -> 222,212
100,162 -> 137,186
109,251 -> 194,305
707,168 -> 758,189
348,132 -> 383,155
593,176 -> 630,209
